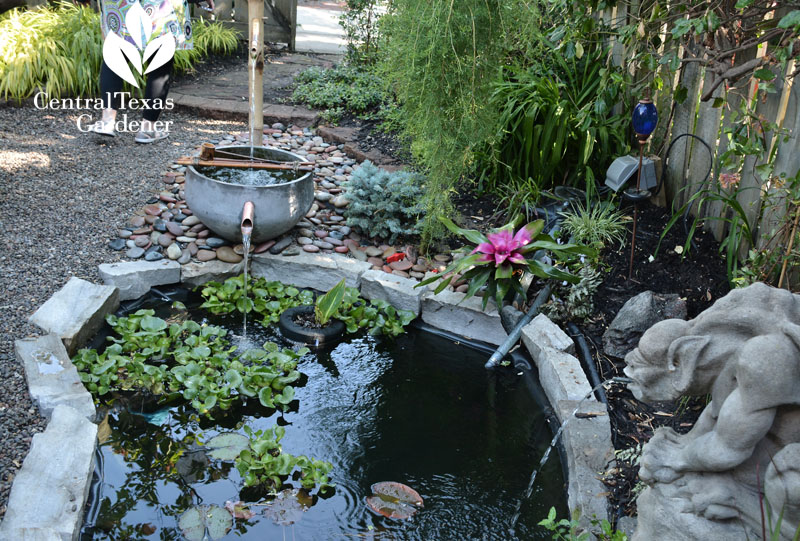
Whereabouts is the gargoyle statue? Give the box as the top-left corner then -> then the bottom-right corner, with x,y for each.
624,283 -> 800,540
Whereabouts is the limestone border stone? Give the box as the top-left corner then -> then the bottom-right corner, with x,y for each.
98,260 -> 181,301
2,252 -> 615,538
0,405 -> 98,541
15,334 -> 95,421
29,277 -> 119,355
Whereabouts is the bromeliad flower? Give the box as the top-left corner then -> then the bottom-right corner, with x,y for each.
472,225 -> 534,266
416,217 -> 595,311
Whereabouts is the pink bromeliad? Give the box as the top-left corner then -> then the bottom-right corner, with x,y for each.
472,226 -> 532,267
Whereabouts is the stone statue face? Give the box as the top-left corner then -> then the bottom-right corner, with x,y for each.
624,318 -> 691,402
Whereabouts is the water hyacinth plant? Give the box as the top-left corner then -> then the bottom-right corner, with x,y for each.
417,217 -> 594,310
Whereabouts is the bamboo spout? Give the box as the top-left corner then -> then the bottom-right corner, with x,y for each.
248,0 -> 264,146
241,201 -> 255,238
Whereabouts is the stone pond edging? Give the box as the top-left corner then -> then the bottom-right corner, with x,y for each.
1,252 -> 614,538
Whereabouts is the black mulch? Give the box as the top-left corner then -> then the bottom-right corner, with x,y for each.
579,201 -> 730,521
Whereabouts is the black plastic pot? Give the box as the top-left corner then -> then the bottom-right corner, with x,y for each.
279,305 -> 346,347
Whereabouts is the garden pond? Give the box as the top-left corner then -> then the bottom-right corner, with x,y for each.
78,286 -> 567,540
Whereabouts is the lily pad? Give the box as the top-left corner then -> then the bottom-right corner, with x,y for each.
178,505 -> 232,541
365,482 -> 424,519
262,488 -> 310,526
224,500 -> 254,520
205,433 -> 249,460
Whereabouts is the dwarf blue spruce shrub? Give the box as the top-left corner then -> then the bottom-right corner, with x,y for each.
343,160 -> 424,243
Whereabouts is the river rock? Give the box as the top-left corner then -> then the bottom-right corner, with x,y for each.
365,247 -> 383,257
603,291 -> 687,358
367,257 -> 384,267
126,247 -> 145,259
255,240 -> 275,254
335,246 -> 349,253
206,237 -> 228,248
269,236 -> 293,254
349,246 -> 367,262
145,250 -> 164,261
314,230 -> 328,238
130,216 -> 146,227
216,246 -> 243,263
196,250 -> 216,262
165,222 -> 184,236
298,237 -> 313,245
315,192 -> 333,202
108,239 -> 126,251
302,244 -> 320,253
313,240 -> 334,250
181,215 -> 200,227
178,249 -> 192,265
134,236 -> 150,248
283,247 -> 301,256
158,234 -> 174,248
166,243 -> 182,260
389,260 -> 413,272
153,219 -> 167,232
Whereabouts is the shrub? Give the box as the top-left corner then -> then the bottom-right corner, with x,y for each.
0,2 -> 103,99
379,0 -> 633,248
343,160 -> 424,242
0,3 -> 239,100
291,64 -> 388,116
339,0 -> 385,65
484,46 -> 629,211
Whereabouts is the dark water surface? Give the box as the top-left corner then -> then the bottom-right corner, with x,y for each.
81,304 -> 567,540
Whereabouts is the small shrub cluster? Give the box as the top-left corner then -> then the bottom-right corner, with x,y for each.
291,64 -> 389,122
342,160 -> 425,243
0,2 -> 239,100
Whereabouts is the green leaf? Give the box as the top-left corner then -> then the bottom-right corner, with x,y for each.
315,278 -> 347,326
753,68 -> 775,81
205,433 -> 249,460
778,10 -> 800,29
140,315 -> 167,333
438,216 -> 489,245
674,85 -> 688,104
258,387 -> 274,408
495,263 -> 513,280
274,386 -> 295,405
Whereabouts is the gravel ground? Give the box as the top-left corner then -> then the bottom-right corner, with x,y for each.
0,104 -> 246,518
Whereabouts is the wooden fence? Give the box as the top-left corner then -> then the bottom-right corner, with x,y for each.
599,2 -> 799,280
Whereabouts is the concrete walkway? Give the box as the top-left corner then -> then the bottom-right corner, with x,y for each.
296,4 -> 346,54
170,1 -> 346,126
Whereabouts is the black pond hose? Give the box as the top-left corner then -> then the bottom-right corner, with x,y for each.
653,133 -> 714,252
565,321 -> 607,405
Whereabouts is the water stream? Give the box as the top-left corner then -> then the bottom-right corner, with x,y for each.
235,233 -> 256,353
508,376 -> 632,533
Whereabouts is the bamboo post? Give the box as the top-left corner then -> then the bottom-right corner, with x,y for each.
248,0 -> 264,147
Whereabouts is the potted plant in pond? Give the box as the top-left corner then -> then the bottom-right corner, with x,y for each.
279,278 -> 348,346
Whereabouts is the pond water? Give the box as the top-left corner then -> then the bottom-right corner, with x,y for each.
80,297 -> 567,540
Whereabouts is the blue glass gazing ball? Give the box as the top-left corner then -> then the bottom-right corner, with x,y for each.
632,100 -> 658,136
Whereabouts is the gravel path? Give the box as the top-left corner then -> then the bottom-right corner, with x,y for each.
0,104 -> 246,518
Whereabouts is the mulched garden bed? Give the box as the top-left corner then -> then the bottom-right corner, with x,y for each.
579,200 -> 730,521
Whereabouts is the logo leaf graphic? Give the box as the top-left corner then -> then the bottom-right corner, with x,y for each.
143,34 -> 177,74
103,32 -> 142,87
124,2 -> 153,51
